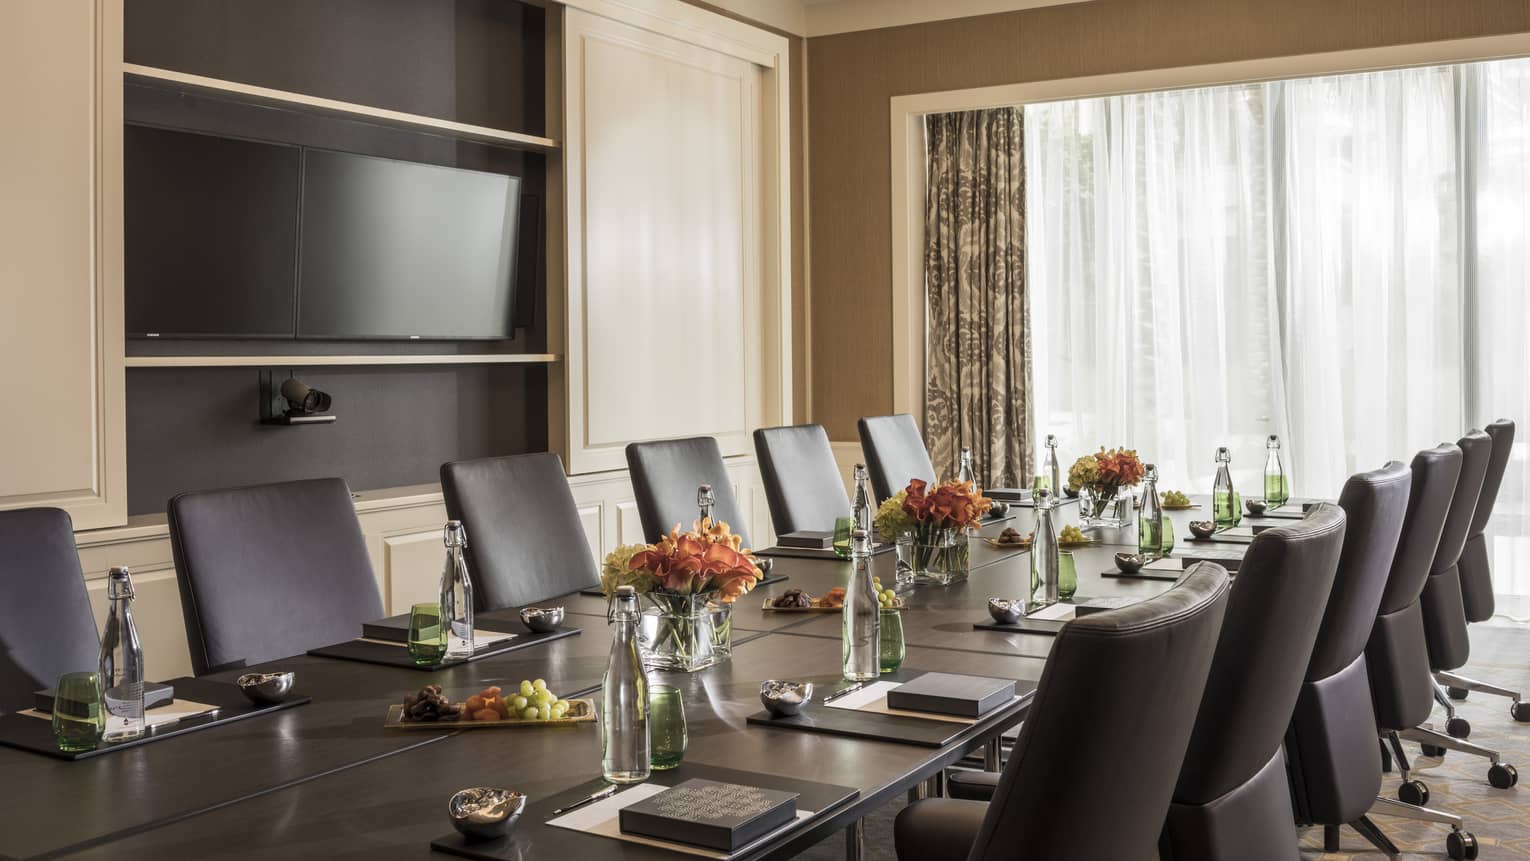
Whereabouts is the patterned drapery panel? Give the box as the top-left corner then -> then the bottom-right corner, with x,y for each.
923,107 -> 1032,488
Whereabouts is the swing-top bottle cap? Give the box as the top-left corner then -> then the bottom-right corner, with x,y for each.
444,520 -> 467,547
107,566 -> 134,599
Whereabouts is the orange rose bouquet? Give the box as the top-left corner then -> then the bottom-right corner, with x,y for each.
624,517 -> 762,602
900,478 -> 991,585
1074,447 -> 1144,522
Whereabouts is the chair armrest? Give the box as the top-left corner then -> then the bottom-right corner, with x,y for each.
947,769 -> 1001,801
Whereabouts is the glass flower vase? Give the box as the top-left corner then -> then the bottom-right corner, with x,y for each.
637,592 -> 733,672
909,530 -> 970,586
1080,486 -> 1131,528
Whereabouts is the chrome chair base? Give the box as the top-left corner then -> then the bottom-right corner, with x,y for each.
1435,669 -> 1530,722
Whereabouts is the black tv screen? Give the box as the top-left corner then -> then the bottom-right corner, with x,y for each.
297,150 -> 520,339
125,125 -> 300,337
124,128 -> 520,340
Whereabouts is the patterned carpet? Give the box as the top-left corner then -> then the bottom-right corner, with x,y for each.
796,623 -> 1530,860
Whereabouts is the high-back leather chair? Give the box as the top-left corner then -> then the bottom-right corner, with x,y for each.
625,437 -> 750,546
441,452 -> 599,611
1459,419 -> 1513,624
895,564 -> 1231,861
752,424 -> 851,535
168,478 -> 385,675
1362,445 -> 1484,859
857,414 -> 936,502
0,508 -> 102,713
1419,430 -> 1491,680
1285,463 -> 1410,854
1160,504 -> 1346,860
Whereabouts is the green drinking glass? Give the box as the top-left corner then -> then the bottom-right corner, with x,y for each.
1058,551 -> 1078,602
52,671 -> 104,752
407,602 -> 448,666
1162,518 -> 1175,555
832,516 -> 855,559
880,609 -> 905,673
648,685 -> 687,770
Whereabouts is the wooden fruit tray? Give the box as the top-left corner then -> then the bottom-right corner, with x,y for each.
384,698 -> 596,730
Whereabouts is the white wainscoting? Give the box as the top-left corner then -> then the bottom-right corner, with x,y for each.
69,462 -> 772,681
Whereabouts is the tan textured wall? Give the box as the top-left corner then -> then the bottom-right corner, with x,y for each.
806,0 -> 1530,439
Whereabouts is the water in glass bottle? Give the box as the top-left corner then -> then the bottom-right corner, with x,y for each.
1138,464 -> 1165,558
1264,435 -> 1290,507
1212,447 -> 1237,529
1031,490 -> 1060,606
842,529 -> 880,681
601,585 -> 650,783
957,447 -> 978,489
696,483 -> 715,528
852,464 -> 875,538
99,566 -> 145,743
439,521 -> 475,660
1043,434 -> 1061,496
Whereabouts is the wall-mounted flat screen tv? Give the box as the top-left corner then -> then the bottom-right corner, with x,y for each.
125,125 -> 521,340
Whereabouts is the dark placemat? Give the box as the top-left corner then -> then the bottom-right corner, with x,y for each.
1100,566 -> 1184,582
430,762 -> 859,860
361,613 -> 526,644
1103,548 -> 1246,581
1187,530 -> 1254,545
972,597 -> 1137,634
308,626 -> 579,670
745,673 -> 1035,748
0,676 -> 309,761
755,544 -> 893,560
579,571 -> 789,598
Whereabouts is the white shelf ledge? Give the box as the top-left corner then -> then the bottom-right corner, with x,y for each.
124,63 -> 561,153
125,353 -> 561,368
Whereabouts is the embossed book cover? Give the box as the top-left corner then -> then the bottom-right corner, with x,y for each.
618,778 -> 799,851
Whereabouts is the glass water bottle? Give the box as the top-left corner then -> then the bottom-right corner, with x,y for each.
957,447 -> 978,489
842,529 -> 880,681
1138,464 -> 1165,558
439,521 -> 475,660
1043,434 -> 1061,496
1264,435 -> 1290,508
1212,447 -> 1237,529
697,483 -> 715,529
601,585 -> 650,783
99,566 -> 145,743
852,464 -> 875,538
1030,490 -> 1060,606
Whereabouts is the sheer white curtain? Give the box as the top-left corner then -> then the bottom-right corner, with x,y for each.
1026,58 -> 1530,601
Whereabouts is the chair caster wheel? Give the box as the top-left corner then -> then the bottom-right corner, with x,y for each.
1447,717 -> 1472,738
1489,762 -> 1518,789
1399,779 -> 1430,805
1447,829 -> 1479,860
1449,686 -> 1470,701
1421,743 -> 1447,758
1512,701 -> 1530,722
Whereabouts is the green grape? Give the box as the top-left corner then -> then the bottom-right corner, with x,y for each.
533,678 -> 548,691
554,699 -> 570,711
534,690 -> 554,706
538,704 -> 552,721
520,706 -> 539,721
510,695 -> 528,711
551,702 -> 569,719
519,680 -> 535,698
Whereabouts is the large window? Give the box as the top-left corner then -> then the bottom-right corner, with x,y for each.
1026,57 -> 1530,601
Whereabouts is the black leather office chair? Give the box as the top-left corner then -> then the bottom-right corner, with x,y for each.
0,508 -> 102,713
1284,463 -> 1410,856
752,424 -> 851,535
168,478 -> 386,675
1438,420 -> 1528,720
895,564 -> 1231,861
625,437 -> 750,546
1159,504 -> 1346,861
441,452 -> 599,611
1364,445 -> 1483,859
857,413 -> 937,502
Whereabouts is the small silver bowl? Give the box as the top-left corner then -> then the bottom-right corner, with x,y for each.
1245,498 -> 1268,517
519,606 -> 565,634
757,557 -> 774,575
448,787 -> 526,842
987,597 -> 1023,624
1064,486 -> 1080,498
760,680 -> 814,717
236,671 -> 295,705
988,501 -> 1010,518
1188,521 -> 1217,540
1115,552 -> 1145,574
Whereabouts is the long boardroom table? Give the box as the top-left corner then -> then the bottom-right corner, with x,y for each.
0,499 -> 1263,860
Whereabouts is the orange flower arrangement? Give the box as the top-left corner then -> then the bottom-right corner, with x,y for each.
901,479 -> 993,532
624,518 -> 762,602
1092,447 -> 1145,489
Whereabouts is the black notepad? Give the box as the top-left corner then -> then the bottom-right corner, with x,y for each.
776,530 -> 834,550
886,672 -> 1016,718
619,779 -> 798,851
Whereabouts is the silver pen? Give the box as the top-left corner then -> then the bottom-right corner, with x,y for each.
551,784 -> 618,816
821,682 -> 868,704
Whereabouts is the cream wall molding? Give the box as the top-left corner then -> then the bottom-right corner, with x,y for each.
805,0 -> 1087,38
560,0 -> 790,67
889,31 -> 1530,433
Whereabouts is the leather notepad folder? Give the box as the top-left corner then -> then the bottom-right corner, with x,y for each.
35,681 -> 174,714
619,778 -> 799,851
776,530 -> 834,550
885,672 -> 1016,718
